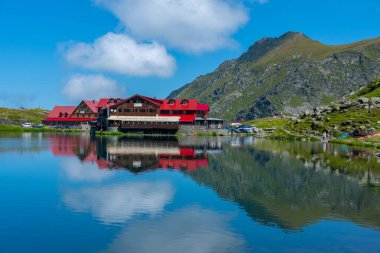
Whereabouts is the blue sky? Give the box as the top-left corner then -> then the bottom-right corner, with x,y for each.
0,0 -> 379,109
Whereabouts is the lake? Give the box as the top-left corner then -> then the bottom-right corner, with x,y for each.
1,133 -> 380,253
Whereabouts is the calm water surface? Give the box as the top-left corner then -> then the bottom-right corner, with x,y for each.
1,133 -> 380,253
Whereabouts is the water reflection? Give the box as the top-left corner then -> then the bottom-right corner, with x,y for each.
104,207 -> 249,253
2,134 -> 380,252
48,134 -> 219,173
189,137 -> 380,231
46,134 -> 380,232
63,181 -> 174,224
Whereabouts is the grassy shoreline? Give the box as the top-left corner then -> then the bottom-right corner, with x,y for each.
0,125 -> 85,133
330,137 -> 380,149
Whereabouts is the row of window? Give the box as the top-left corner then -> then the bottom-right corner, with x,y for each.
116,109 -> 157,113
71,114 -> 96,118
109,121 -> 178,125
109,109 -> 207,114
160,110 -> 206,115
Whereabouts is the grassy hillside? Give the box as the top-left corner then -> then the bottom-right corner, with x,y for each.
0,107 -> 49,125
244,78 -> 380,148
169,32 -> 380,121
350,78 -> 380,99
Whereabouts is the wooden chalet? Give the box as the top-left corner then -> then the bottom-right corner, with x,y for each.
43,100 -> 99,129
44,94 -> 217,133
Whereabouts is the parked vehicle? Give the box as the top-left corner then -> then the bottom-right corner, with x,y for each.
21,123 -> 32,128
32,124 -> 44,128
236,124 -> 254,133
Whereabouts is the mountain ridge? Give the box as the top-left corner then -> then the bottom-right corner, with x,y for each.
169,32 -> 380,120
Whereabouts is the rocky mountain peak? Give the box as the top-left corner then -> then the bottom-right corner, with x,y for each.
238,31 -> 309,63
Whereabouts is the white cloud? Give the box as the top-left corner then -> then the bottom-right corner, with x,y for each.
61,158 -> 114,182
94,0 -> 249,53
103,207 -> 248,253
63,181 -> 174,224
62,74 -> 125,100
64,32 -> 176,77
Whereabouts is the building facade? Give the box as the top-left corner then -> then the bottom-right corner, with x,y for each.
43,94 -> 222,133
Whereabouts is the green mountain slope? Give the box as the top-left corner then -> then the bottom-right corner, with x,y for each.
169,32 -> 380,121
0,107 -> 49,125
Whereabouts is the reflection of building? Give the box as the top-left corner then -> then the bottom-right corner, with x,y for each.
47,135 -> 218,173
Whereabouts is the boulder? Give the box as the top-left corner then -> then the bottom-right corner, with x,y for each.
358,97 -> 369,104
342,120 -> 352,126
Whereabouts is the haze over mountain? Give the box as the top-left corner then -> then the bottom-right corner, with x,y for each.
168,32 -> 380,120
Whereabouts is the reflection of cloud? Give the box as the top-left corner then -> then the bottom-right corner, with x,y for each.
61,159 -> 114,182
104,207 -> 248,253
63,182 -> 174,224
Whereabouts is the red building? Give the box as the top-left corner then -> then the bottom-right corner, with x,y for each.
43,94 -> 220,133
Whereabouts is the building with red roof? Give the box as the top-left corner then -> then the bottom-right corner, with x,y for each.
44,94 -> 221,133
42,106 -> 77,125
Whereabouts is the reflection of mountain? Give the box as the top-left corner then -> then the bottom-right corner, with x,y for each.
187,141 -> 380,232
48,135 -> 218,173
49,134 -> 380,232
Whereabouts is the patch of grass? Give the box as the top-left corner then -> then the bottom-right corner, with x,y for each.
246,117 -> 290,128
287,108 -> 380,135
350,78 -> 380,99
288,97 -> 304,107
320,95 -> 335,105
269,128 -> 319,141
0,125 -> 84,133
330,137 -> 380,149
0,107 -> 49,124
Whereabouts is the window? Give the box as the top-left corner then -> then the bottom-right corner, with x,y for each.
118,109 -> 122,112
182,100 -> 188,105
169,99 -> 175,105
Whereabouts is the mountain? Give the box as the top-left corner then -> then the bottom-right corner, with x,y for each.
168,32 -> 380,121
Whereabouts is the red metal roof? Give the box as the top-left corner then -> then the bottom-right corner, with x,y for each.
97,98 -> 124,108
197,104 -> 209,111
83,100 -> 98,113
97,98 -> 110,108
110,94 -> 163,108
160,99 -> 198,111
46,106 -> 77,118
43,118 -> 96,122
139,95 -> 164,106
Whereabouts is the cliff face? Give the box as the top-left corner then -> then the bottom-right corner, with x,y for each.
169,32 -> 380,120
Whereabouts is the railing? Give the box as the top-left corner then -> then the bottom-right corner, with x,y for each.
120,123 -> 179,130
